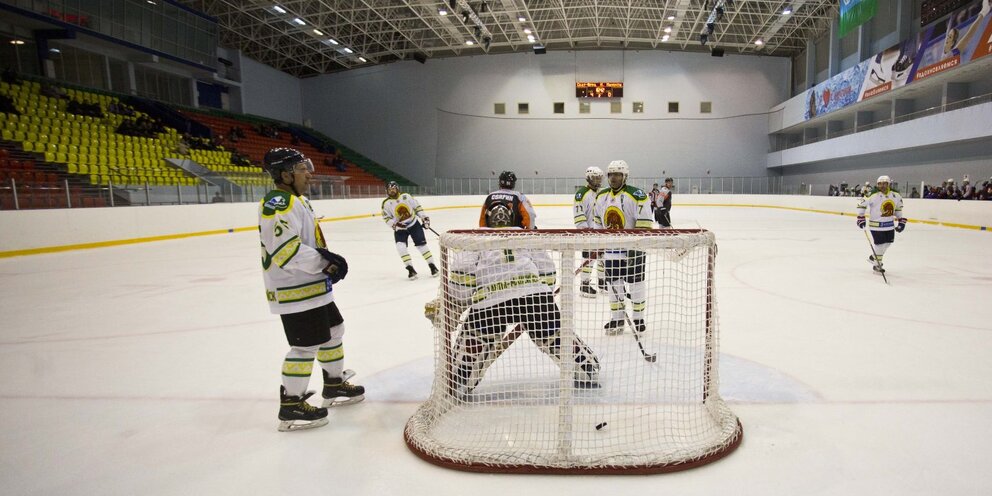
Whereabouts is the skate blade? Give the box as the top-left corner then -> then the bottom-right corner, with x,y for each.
604,328 -> 624,336
579,292 -> 597,299
278,417 -> 329,432
322,395 -> 365,408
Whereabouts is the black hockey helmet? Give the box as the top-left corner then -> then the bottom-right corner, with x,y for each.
386,181 -> 400,197
664,177 -> 673,183
263,148 -> 312,183
499,171 -> 517,189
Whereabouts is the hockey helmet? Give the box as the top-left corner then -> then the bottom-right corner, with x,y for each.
607,160 -> 629,177
485,203 -> 515,228
585,166 -> 604,181
499,171 -> 517,189
263,148 -> 312,183
664,177 -> 674,183
386,181 -> 400,197
876,175 -> 891,184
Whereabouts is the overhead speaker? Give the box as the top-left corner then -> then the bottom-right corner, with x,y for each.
711,47 -> 725,57
533,45 -> 546,55
413,52 -> 427,64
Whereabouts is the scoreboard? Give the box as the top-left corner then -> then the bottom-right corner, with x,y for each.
575,82 -> 623,98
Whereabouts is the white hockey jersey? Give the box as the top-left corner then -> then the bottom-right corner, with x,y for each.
857,190 -> 905,231
448,231 -> 557,309
594,184 -> 653,259
573,185 -> 600,228
381,193 -> 426,230
259,189 -> 334,315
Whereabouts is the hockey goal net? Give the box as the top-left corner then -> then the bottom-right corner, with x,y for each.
404,229 -> 742,474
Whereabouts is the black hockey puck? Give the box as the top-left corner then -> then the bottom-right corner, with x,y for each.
595,422 -> 607,431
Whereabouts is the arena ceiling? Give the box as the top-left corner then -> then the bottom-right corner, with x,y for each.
179,0 -> 837,77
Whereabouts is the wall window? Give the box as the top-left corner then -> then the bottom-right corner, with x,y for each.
668,101 -> 679,113
553,102 -> 564,114
610,101 -> 622,114
494,103 -> 505,114
700,101 -> 712,113
518,102 -> 529,114
632,102 -> 644,113
579,101 -> 590,114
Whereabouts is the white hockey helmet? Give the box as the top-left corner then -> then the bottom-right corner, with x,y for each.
607,160 -> 629,177
877,175 -> 891,184
585,166 -> 604,181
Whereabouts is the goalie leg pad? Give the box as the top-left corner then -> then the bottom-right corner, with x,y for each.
452,329 -> 499,396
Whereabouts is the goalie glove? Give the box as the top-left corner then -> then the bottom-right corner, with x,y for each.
315,248 -> 348,283
424,298 -> 440,326
856,215 -> 866,229
895,218 -> 906,233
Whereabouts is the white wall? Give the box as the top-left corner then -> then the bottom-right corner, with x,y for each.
240,56 -> 303,124
300,51 -> 790,185
2,195 -> 989,254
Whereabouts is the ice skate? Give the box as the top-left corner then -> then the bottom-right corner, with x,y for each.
579,281 -> 597,298
406,266 -> 418,280
604,319 -> 625,336
322,369 -> 366,407
873,264 -> 886,274
278,386 -> 329,432
631,319 -> 646,333
429,263 -> 439,277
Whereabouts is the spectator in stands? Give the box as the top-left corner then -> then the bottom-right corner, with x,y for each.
212,191 -> 225,203
176,135 -> 191,156
228,126 -> 240,143
909,187 -> 920,198
979,182 -> 992,201
40,83 -> 68,100
0,94 -> 19,115
2,66 -> 19,84
961,179 -> 974,200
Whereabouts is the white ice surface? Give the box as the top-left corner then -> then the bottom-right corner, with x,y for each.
1,203 -> 991,495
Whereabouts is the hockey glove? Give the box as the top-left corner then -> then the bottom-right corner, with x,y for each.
895,219 -> 906,233
856,216 -> 866,229
422,216 -> 430,229
316,248 -> 348,283
424,298 -> 440,325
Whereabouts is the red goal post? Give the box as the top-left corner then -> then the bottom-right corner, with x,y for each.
405,228 -> 742,474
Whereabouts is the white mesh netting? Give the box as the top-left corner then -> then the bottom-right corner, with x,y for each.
404,229 -> 742,474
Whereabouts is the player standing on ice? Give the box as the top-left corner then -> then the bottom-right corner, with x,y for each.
381,181 -> 438,280
857,175 -> 906,275
573,166 -> 606,297
426,203 -> 600,398
593,160 -> 654,335
479,171 -> 537,229
259,148 -> 365,432
655,177 -> 674,228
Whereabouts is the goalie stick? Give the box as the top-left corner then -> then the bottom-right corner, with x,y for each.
862,229 -> 889,285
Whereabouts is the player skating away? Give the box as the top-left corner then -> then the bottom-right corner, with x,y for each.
428,203 -> 601,398
259,148 -> 365,432
573,166 -> 606,297
479,171 -> 538,229
593,160 -> 654,336
857,175 -> 906,275
381,181 -> 438,279
654,177 -> 674,228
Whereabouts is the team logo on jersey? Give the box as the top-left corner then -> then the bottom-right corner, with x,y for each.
603,206 -> 626,229
881,199 -> 895,217
264,195 -> 288,210
395,204 -> 412,221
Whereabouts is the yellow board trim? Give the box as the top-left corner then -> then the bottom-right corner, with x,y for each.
2,202 -> 985,258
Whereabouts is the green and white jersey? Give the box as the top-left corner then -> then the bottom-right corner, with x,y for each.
259,189 -> 334,315
381,193 -> 426,230
856,190 -> 904,232
573,185 -> 601,228
593,185 -> 654,259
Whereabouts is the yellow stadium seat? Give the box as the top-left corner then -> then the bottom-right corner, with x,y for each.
56,152 -> 67,162
44,151 -> 56,162
67,163 -> 78,174
22,141 -> 33,152
1,129 -> 11,141
79,164 -> 89,174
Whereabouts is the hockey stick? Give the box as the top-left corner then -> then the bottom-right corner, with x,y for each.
862,229 -> 889,285
623,312 -> 658,363
426,225 -> 442,237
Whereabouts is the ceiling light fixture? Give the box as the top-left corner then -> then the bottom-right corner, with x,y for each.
292,18 -> 306,26
465,40 -> 475,45
664,27 -> 672,33
10,40 -> 25,45
754,39 -> 764,45
518,16 -> 526,22
273,5 -> 286,14
661,35 -> 670,41
782,7 -> 792,15
523,28 -> 531,34
439,8 -> 447,15
667,15 -> 675,20
313,29 -> 324,36
358,57 -> 367,62
343,47 -> 354,53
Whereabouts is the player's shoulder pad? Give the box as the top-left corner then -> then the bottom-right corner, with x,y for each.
625,185 -> 647,200
595,188 -> 610,199
400,193 -> 412,200
262,190 -> 293,215
574,186 -> 589,201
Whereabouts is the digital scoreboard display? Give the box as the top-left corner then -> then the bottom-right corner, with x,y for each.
575,82 -> 623,98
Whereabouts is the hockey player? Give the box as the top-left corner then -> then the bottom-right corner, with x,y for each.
648,183 -> 661,215
857,175 -> 906,274
573,166 -> 605,297
479,171 -> 537,229
259,148 -> 365,432
593,160 -> 654,335
381,181 -> 438,279
427,203 -> 601,398
655,177 -> 674,228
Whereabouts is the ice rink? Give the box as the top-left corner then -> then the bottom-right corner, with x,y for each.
1,200 -> 991,495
